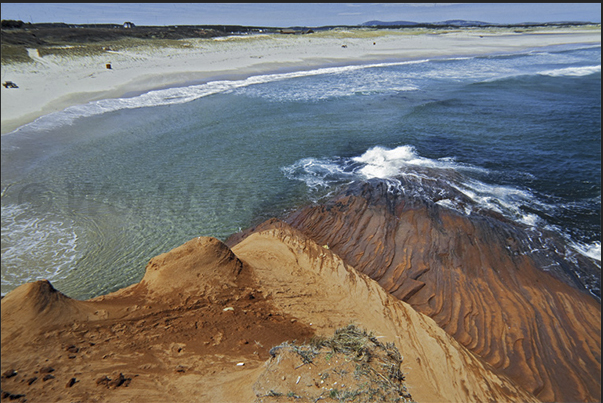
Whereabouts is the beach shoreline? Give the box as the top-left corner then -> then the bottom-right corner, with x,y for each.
1,27 -> 600,134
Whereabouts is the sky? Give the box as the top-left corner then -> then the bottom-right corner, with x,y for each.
1,3 -> 601,27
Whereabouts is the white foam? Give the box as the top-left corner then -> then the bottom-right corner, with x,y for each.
282,145 -> 467,191
538,65 -> 601,77
449,178 -> 545,227
351,145 -> 487,180
1,204 -> 80,287
241,83 -> 418,103
13,59 -> 431,134
284,145 -> 548,229
352,145 -> 431,178
281,156 -> 357,191
570,241 -> 601,262
435,198 -> 458,210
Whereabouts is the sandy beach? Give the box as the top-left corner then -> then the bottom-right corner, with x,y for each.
1,27 -> 600,134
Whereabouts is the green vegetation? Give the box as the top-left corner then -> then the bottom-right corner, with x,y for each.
0,23 -> 221,64
1,37 -> 204,64
1,44 -> 32,63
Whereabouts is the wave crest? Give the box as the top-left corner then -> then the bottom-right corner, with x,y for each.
283,145 -> 599,264
538,65 -> 601,77
284,145 -> 544,226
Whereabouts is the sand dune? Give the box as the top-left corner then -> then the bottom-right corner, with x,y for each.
2,223 -> 539,402
1,236 -> 313,402
233,221 -> 540,403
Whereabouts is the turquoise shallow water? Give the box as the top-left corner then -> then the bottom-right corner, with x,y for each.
1,43 -> 600,299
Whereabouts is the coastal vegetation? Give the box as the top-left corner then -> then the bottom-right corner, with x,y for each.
255,325 -> 414,402
2,19 -> 599,63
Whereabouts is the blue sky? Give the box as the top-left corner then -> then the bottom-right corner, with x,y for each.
1,3 -> 601,27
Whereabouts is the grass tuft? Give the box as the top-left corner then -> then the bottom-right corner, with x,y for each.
267,325 -> 414,402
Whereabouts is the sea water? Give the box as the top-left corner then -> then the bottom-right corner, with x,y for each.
1,43 -> 600,299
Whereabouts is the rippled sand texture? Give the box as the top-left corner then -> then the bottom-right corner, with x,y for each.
283,179 -> 601,402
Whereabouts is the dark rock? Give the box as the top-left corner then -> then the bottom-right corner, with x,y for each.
95,376 -> 110,387
42,374 -> 54,381
1,370 -> 17,379
107,373 -> 127,389
4,392 -> 25,400
96,373 -> 131,389
65,345 -> 79,354
39,366 -> 54,374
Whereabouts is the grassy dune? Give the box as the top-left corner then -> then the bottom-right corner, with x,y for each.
2,24 -> 599,64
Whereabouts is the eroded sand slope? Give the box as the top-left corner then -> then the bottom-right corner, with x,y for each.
2,225 -> 538,402
282,179 -> 601,402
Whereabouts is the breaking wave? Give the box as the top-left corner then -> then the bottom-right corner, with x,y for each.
538,64 -> 601,77
11,42 -> 599,135
283,145 -> 600,263
11,59 -> 430,134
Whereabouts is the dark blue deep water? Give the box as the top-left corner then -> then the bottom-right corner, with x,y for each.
2,43 -> 600,299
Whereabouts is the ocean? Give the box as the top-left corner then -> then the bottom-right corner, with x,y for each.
1,42 -> 600,299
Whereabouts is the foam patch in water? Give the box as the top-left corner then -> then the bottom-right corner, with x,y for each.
11,60 -> 430,134
285,145 -> 546,226
569,241 -> 601,262
1,203 -> 81,293
539,65 -> 601,77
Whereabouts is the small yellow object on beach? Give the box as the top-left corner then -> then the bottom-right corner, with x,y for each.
323,244 -> 329,249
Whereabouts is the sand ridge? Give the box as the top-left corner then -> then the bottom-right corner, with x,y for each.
1,222 -> 540,402
232,221 -> 541,403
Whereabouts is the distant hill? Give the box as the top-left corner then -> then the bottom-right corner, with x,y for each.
362,20 -> 419,27
435,19 -> 494,27
361,19 -> 597,28
361,19 -> 493,27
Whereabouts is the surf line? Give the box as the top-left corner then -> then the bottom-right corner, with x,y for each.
11,58 -> 432,134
